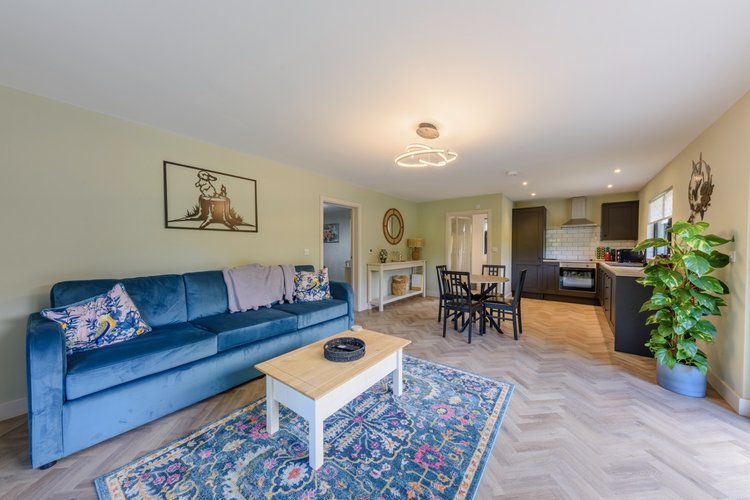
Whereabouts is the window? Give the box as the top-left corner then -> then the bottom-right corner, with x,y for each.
646,188 -> 673,258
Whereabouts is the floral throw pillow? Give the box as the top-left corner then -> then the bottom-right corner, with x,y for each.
41,283 -> 151,355
293,268 -> 332,302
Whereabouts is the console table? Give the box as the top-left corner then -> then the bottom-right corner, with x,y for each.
367,260 -> 426,311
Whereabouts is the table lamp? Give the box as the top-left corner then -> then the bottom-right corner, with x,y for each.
407,238 -> 424,260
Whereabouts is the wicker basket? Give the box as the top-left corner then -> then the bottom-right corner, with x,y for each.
392,275 -> 408,295
323,337 -> 365,362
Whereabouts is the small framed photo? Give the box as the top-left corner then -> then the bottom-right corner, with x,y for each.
323,223 -> 339,243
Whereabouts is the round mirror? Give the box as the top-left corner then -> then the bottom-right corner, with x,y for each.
383,208 -> 404,245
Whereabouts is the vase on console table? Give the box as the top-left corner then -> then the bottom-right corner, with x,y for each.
378,249 -> 388,263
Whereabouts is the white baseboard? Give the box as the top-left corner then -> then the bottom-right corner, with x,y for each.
707,372 -> 750,417
0,397 -> 27,421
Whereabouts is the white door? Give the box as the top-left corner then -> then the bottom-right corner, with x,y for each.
448,215 -> 473,272
446,211 -> 490,273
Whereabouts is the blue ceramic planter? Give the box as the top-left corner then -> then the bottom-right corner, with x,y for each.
656,362 -> 706,398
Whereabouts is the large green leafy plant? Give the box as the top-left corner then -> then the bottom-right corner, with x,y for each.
634,221 -> 731,374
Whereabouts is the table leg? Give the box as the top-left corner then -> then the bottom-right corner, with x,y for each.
265,377 -> 279,435
392,349 -> 403,396
378,268 -> 384,312
309,409 -> 324,470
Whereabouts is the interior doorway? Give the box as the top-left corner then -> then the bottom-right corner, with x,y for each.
445,210 -> 490,273
321,197 -> 360,309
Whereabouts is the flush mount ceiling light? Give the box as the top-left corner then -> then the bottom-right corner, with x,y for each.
395,123 -> 457,168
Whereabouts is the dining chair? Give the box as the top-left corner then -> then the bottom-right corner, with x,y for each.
480,264 -> 506,325
481,264 -> 507,298
442,270 -> 485,344
483,269 -> 526,340
435,265 -> 448,322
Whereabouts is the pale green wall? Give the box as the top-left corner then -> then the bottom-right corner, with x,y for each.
416,194 -> 513,296
639,90 -> 750,403
515,192 -> 639,228
0,85 -> 416,407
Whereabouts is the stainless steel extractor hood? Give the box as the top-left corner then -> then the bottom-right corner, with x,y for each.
561,197 -> 597,227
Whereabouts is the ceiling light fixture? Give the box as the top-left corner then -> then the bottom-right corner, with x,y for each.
522,181 -> 528,186
614,168 -> 622,173
531,192 -> 537,197
395,123 -> 457,168
607,184 -> 613,188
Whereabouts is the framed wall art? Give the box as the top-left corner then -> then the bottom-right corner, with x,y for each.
163,161 -> 258,232
323,223 -> 339,243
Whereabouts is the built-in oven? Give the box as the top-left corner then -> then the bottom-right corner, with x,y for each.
559,262 -> 597,292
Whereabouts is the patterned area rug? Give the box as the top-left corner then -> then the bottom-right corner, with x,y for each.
95,355 -> 514,499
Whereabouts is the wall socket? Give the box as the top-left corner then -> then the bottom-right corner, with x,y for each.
304,248 -> 310,256
369,248 -> 373,253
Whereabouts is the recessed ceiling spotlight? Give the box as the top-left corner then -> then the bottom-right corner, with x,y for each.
531,192 -> 536,196
614,168 -> 622,173
607,184 -> 613,188
506,170 -> 518,176
522,181 -> 528,186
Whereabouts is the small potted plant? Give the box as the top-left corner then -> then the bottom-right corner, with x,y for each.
378,249 -> 388,263
634,221 -> 731,397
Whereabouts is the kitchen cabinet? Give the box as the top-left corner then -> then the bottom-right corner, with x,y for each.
542,262 -> 560,295
601,200 -> 639,241
601,269 -> 614,326
598,263 -> 652,357
512,206 -> 546,297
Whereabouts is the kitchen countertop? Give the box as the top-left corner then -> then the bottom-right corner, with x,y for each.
598,261 -> 646,278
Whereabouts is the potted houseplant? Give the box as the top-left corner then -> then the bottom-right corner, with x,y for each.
634,221 -> 731,397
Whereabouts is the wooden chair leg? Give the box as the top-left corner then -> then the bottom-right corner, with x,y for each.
438,298 -> 443,322
443,312 -> 448,337
467,317 -> 472,344
512,314 -> 518,340
518,305 -> 523,334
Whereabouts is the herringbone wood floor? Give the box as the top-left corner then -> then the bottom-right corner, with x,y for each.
2,298 -> 750,499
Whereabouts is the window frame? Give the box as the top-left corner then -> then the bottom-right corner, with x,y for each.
646,188 -> 673,259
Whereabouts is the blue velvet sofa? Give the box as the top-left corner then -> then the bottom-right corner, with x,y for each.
26,266 -> 354,469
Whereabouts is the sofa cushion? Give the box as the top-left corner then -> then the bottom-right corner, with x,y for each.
293,268 -> 332,302
51,274 -> 187,327
273,299 -> 348,329
42,283 -> 151,355
65,323 -> 217,400
183,271 -> 229,321
191,309 -> 297,352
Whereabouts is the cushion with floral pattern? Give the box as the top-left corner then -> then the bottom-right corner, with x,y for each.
293,268 -> 332,302
41,283 -> 151,354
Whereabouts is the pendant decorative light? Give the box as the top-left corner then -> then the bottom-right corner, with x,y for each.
395,123 -> 457,168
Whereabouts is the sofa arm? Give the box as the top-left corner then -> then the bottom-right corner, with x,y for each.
26,313 -> 66,468
330,281 -> 354,327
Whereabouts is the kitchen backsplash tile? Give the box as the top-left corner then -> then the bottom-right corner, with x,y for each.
545,226 -> 636,260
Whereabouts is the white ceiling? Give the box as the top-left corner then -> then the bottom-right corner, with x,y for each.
2,1 -> 750,203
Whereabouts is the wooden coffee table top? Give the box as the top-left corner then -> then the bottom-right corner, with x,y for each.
255,329 -> 410,400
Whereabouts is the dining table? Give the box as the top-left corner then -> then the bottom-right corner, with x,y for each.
469,274 -> 509,333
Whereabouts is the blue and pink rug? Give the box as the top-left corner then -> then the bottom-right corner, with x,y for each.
95,355 -> 513,499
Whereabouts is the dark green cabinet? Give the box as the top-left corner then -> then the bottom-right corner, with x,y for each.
512,206 -> 546,296
598,264 -> 652,357
542,262 -> 560,295
601,200 -> 639,241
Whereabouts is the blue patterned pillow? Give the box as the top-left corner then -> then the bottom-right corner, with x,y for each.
293,268 -> 332,302
41,283 -> 151,354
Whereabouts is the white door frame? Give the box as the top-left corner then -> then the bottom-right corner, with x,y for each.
321,196 -> 362,311
445,209 -> 492,271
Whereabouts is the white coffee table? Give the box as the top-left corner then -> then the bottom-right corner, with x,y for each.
255,329 -> 410,469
